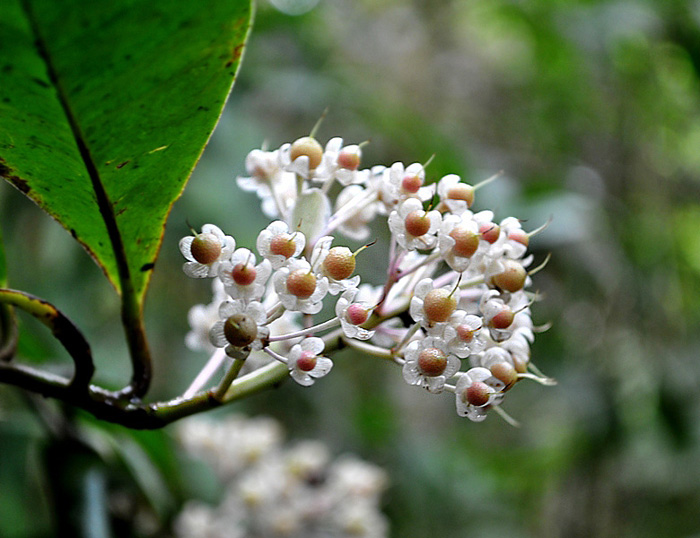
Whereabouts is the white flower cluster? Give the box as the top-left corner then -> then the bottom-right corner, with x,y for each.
174,415 -> 389,538
180,133 -> 552,422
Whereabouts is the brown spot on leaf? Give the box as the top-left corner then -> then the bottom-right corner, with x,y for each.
0,159 -> 30,194
140,262 -> 155,272
225,44 -> 244,68
116,161 -> 130,169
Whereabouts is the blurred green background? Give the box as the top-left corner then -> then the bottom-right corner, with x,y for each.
3,0 -> 700,536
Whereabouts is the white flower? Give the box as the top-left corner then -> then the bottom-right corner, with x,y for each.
336,288 -> 375,341
209,300 -> 269,358
218,248 -> 272,302
500,330 -> 532,371
327,456 -> 389,501
278,137 -> 343,182
272,258 -> 329,314
442,310 -> 486,358
437,212 -> 482,273
310,235 -> 361,295
480,289 -> 532,342
331,502 -> 389,538
179,224 -> 235,278
437,173 -> 474,214
185,279 -> 229,352
314,137 -> 370,186
409,278 -> 457,333
256,220 -> 306,269
287,337 -> 333,386
498,216 -> 529,260
382,162 -> 434,210
454,367 -> 502,422
388,198 -> 442,251
237,148 -> 298,219
468,346 -> 514,391
284,440 -> 331,481
402,336 -> 460,393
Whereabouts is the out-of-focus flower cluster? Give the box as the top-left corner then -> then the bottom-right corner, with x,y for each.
174,415 -> 389,538
179,133 -> 552,423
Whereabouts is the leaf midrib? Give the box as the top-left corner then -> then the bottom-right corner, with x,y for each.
20,0 -> 131,298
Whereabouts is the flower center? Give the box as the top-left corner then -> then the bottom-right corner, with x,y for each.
345,304 -> 369,325
190,233 -> 221,264
323,247 -> 355,281
290,136 -> 323,170
479,222 -> 500,244
489,308 -> 514,330
491,260 -> 526,293
338,147 -> 361,170
508,229 -> 529,247
449,225 -> 479,258
286,270 -> 317,299
401,174 -> 422,194
270,234 -> 297,259
490,362 -> 517,390
456,324 -> 476,342
417,347 -> 448,377
463,381 -> 491,407
447,184 -> 474,207
232,262 -> 257,286
223,314 -> 258,347
404,210 -> 430,237
297,351 -> 318,372
423,288 -> 457,323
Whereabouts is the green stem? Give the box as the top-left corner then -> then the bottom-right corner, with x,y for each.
341,336 -> 396,361
214,358 -> 245,400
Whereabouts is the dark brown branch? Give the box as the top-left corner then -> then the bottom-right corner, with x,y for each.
0,288 -> 94,390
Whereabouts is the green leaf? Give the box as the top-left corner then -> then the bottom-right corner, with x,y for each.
0,0 -> 253,303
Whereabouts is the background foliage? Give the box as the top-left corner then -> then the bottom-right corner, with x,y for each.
2,0 -> 700,536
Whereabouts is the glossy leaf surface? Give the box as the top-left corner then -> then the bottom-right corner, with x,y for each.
0,0 -> 252,301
